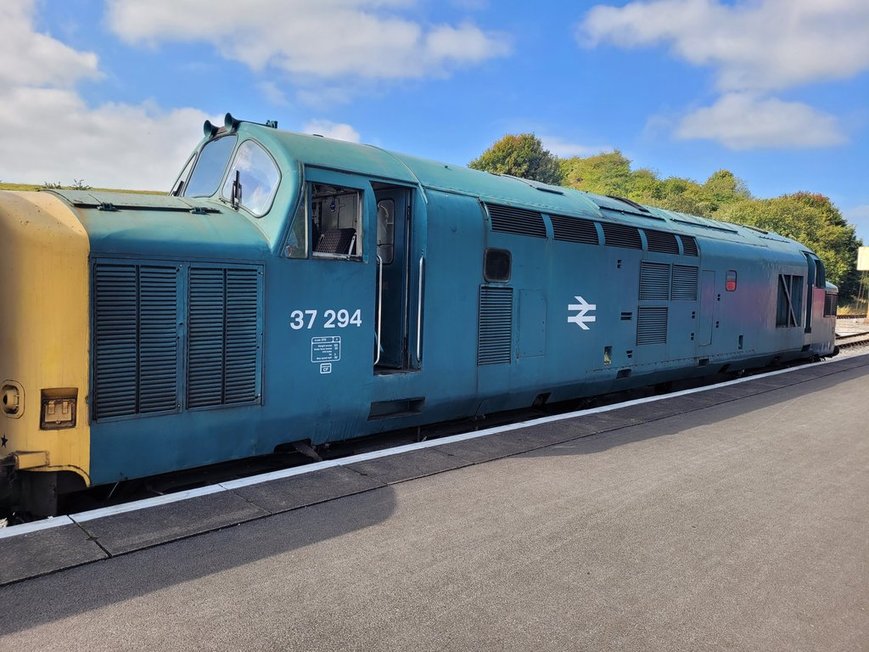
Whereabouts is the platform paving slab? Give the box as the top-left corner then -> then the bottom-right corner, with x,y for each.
433,428 -> 555,463
78,490 -> 268,556
233,465 -> 385,514
0,523 -> 107,586
346,447 -> 470,484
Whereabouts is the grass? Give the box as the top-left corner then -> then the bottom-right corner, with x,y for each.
0,182 -> 162,194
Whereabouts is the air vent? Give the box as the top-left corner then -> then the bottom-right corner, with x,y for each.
602,223 -> 642,249
93,263 -> 179,420
550,214 -> 599,245
680,235 -> 699,256
644,230 -> 680,254
478,286 -> 513,365
187,267 -> 262,408
637,307 -> 668,345
485,204 -> 546,238
138,266 -> 180,413
672,265 -> 699,301
639,262 -> 670,301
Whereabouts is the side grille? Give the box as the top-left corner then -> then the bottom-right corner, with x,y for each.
644,230 -> 680,254
602,223 -> 642,249
639,262 -> 671,301
478,286 -> 513,365
92,261 -> 262,420
485,203 -> 546,238
680,235 -> 699,256
188,267 -> 261,408
637,307 -> 668,345
672,265 -> 699,301
138,267 -> 180,413
93,263 -> 179,419
550,214 -> 599,245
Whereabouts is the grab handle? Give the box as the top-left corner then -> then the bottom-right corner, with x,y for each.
416,255 -> 425,361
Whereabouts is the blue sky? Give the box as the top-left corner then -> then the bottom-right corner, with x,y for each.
3,0 -> 868,241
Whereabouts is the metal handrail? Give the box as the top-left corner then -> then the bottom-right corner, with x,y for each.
416,255 -> 425,361
375,255 -> 383,365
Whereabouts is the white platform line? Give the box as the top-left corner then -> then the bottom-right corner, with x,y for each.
1,353 -> 862,539
0,515 -> 75,539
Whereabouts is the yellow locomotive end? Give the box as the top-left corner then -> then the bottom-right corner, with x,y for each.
0,190 -> 91,510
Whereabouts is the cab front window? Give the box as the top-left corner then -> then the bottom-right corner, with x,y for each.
182,135 -> 237,198
221,140 -> 281,217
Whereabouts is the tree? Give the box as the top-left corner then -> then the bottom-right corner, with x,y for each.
560,151 -> 633,197
469,134 -> 563,184
703,169 -> 750,207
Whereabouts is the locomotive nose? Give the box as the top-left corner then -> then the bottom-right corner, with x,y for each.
0,189 -> 92,508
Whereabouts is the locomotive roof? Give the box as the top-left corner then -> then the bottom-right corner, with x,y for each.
245,121 -> 808,255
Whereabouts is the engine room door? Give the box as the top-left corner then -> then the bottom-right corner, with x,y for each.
374,187 -> 412,371
698,270 -> 716,346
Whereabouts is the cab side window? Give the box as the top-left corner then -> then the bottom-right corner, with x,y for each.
312,183 -> 362,258
285,181 -> 363,259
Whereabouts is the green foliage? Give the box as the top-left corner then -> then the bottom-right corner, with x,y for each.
472,134 -> 864,301
469,134 -> 563,185
560,151 -> 633,196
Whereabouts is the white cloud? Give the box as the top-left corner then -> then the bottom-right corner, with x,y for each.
676,93 -> 846,150
0,0 -> 100,88
258,81 -> 291,107
106,0 -> 511,80
541,136 -> 613,158
577,0 -> 869,149
578,0 -> 869,93
302,120 -> 362,143
0,0 -> 206,189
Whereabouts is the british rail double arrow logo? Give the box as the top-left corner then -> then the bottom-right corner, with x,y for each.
567,296 -> 596,330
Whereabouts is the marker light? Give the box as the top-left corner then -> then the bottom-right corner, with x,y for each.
726,270 -> 737,292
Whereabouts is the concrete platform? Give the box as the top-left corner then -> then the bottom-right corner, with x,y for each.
1,354 -> 867,649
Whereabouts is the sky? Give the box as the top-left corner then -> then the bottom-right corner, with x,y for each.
2,0 -> 868,242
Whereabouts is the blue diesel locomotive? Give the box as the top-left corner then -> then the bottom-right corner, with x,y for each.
0,114 -> 838,514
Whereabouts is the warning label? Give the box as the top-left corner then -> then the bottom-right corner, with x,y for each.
311,336 -> 342,363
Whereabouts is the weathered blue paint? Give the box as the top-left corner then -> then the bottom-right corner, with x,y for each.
44,117 -> 836,486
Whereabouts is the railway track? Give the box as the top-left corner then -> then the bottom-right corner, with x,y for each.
835,332 -> 869,349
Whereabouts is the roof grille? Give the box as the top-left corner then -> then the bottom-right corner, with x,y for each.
680,235 -> 699,256
644,230 -> 680,255
485,204 -> 546,238
550,214 -> 599,245
602,223 -> 642,249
